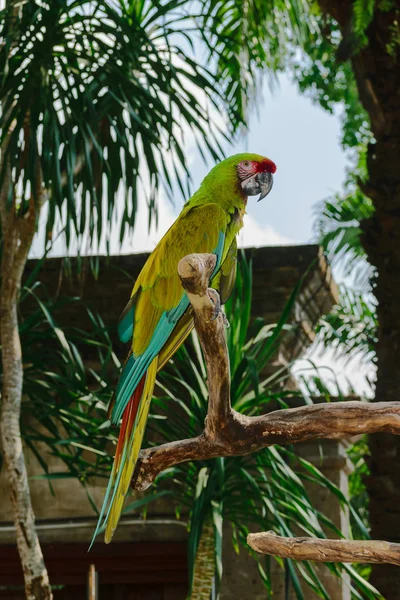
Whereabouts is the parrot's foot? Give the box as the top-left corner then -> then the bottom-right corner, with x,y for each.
207,288 -> 221,321
207,288 -> 229,327
222,313 -> 230,328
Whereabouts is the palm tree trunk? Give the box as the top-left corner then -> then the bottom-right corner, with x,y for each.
190,518 -> 216,600
0,154 -> 52,598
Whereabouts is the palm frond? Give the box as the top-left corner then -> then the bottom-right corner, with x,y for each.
353,0 -> 376,47
197,0 -> 311,130
0,0 -> 226,251
316,285 -> 377,365
315,187 -> 374,289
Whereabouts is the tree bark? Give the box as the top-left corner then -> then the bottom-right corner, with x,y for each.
0,155 -> 52,598
349,10 -> 400,600
0,2 -> 51,596
318,3 -> 400,597
248,532 -> 400,566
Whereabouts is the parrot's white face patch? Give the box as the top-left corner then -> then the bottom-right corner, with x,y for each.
237,160 -> 257,181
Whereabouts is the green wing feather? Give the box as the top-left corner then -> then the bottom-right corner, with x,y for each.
118,202 -> 229,356
215,237 -> 238,304
158,238 -> 238,370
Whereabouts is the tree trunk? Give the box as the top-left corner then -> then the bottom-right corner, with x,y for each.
360,142 -> 400,598
0,157 -> 52,598
319,3 -> 400,597
351,14 -> 400,600
190,518 -> 216,600
0,0 -> 51,592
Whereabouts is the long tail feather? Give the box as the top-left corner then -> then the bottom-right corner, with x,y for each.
107,350 -> 134,420
90,357 -> 158,547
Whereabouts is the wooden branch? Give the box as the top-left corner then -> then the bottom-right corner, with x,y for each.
247,532 -> 400,566
131,253 -> 400,492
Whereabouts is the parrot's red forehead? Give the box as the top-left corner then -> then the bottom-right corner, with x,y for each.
236,156 -> 277,182
255,159 -> 277,174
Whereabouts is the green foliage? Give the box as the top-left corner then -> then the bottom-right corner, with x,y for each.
386,7 -> 400,55
316,286 -> 377,366
347,437 -> 370,539
0,0 -> 224,250
313,146 -> 378,371
353,0 -> 376,48
347,437 -> 372,584
289,9 -> 372,149
0,271 -> 118,496
314,149 -> 375,289
150,256 -> 381,599
197,0 -> 311,128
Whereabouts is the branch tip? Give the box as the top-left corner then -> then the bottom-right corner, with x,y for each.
247,532 -> 400,566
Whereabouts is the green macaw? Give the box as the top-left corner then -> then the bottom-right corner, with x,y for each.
92,153 -> 276,545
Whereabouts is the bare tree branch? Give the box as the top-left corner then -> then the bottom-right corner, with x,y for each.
131,253 -> 400,492
247,532 -> 400,566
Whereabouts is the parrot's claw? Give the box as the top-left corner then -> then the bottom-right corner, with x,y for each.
206,289 -> 229,326
207,288 -> 221,321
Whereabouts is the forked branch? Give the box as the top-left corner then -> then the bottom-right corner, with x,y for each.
130,252 -> 400,566
131,253 -> 400,493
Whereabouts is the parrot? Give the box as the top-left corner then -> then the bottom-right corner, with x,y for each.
91,152 -> 276,545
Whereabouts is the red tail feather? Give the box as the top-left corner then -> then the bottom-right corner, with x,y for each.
114,374 -> 146,464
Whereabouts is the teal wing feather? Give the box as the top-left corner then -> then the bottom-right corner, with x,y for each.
111,204 -> 229,424
216,236 -> 238,304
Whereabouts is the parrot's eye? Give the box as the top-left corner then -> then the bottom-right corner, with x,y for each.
237,160 -> 255,180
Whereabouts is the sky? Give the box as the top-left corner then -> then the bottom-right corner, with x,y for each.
30,73 -> 375,396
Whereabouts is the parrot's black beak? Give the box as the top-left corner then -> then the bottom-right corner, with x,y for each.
256,171 -> 273,202
241,171 -> 273,202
